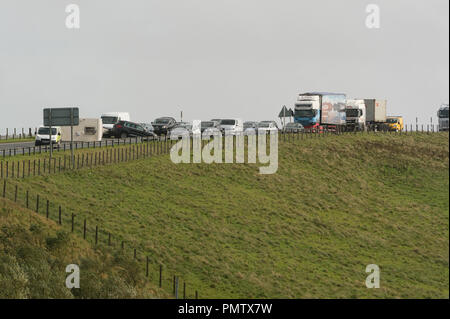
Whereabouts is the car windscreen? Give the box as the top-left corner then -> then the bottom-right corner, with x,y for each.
258,123 -> 271,128
201,122 -> 214,128
38,128 -> 57,135
220,120 -> 236,125
155,119 -> 170,124
101,116 -> 118,124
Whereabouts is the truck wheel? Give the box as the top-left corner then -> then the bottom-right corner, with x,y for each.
121,132 -> 127,139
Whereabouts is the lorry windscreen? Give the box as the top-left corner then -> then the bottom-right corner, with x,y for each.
295,110 -> 315,118
386,118 -> 398,123
346,109 -> 359,117
439,110 -> 449,118
102,116 -> 118,124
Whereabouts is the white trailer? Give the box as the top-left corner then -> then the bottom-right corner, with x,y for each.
61,118 -> 103,142
364,99 -> 387,131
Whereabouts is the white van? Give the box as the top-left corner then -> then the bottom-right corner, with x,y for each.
219,119 -> 243,135
101,112 -> 130,137
35,126 -> 62,146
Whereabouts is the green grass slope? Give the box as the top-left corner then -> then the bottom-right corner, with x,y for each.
5,133 -> 449,298
0,199 -> 167,298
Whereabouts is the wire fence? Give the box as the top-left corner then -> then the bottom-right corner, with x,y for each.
0,138 -> 173,179
1,178 -> 199,299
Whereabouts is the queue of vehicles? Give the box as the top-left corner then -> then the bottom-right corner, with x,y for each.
293,92 -> 405,132
33,97 -> 447,146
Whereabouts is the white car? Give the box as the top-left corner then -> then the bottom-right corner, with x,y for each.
219,119 -> 243,136
170,122 -> 192,140
257,121 -> 279,134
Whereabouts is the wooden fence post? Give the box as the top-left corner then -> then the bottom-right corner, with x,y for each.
173,275 -> 176,295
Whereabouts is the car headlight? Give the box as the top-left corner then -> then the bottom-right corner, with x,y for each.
36,136 -> 41,140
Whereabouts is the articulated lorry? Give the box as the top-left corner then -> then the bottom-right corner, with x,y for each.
294,92 -> 347,131
345,99 -> 366,131
364,99 -> 388,131
437,105 -> 449,131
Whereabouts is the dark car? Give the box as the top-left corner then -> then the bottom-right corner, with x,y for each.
152,117 -> 177,136
112,121 -> 157,139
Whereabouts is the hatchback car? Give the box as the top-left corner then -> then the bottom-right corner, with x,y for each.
170,122 -> 193,140
152,117 -> 177,136
257,121 -> 279,134
112,121 -> 157,139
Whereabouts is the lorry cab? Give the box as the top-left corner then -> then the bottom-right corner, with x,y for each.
35,126 -> 62,146
437,105 -> 449,131
101,112 -> 131,137
386,116 -> 404,132
294,95 -> 321,128
345,99 -> 366,131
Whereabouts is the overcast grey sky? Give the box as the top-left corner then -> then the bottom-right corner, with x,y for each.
0,0 -> 448,130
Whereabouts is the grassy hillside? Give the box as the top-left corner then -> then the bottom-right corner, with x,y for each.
3,132 -> 449,298
0,199 -> 168,298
